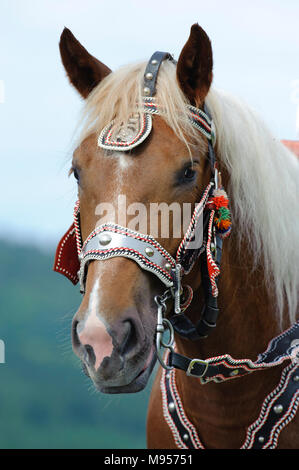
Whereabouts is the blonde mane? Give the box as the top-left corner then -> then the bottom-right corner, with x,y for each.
206,89 -> 299,324
78,60 -> 299,325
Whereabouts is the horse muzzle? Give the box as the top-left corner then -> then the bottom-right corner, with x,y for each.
71,259 -> 159,393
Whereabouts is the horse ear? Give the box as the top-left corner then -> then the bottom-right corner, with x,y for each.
176,24 -> 213,106
59,28 -> 111,99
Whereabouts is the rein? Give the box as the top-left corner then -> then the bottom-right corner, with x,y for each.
54,50 -> 299,449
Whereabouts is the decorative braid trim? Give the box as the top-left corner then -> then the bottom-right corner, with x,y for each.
176,183 -> 212,265
257,321 -> 299,364
206,210 -> 220,297
98,114 -> 152,151
142,98 -> 160,115
242,363 -> 299,448
194,320 -> 299,383
82,223 -> 176,268
97,98 -> 215,152
161,346 -> 299,449
73,200 -> 82,255
168,367 -> 205,448
265,387 -> 299,449
79,247 -> 174,293
160,351 -> 204,449
160,369 -> 189,449
82,247 -> 172,281
180,285 -> 193,312
198,353 -> 298,385
142,97 -> 215,143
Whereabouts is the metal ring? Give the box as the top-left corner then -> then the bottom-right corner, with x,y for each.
154,295 -> 166,311
156,340 -> 173,371
160,318 -> 175,349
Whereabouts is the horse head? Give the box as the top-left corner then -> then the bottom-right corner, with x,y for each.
57,24 -> 215,393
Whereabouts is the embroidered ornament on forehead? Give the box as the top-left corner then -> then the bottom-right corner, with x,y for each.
98,112 -> 152,151
97,102 -> 215,152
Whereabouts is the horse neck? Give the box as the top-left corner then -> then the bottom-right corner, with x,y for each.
174,218 -> 288,447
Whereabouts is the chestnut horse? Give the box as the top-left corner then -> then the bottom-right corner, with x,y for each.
55,24 -> 299,449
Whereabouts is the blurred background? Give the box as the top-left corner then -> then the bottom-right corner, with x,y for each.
0,0 -> 298,449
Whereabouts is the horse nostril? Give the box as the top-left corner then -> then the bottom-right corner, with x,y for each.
72,321 -> 96,368
83,344 -> 96,367
119,320 -> 138,358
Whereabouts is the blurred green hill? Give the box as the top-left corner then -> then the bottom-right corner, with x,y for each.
0,239 -> 154,449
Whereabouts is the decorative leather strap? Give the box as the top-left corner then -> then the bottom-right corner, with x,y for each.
175,184 -> 212,273
78,222 -> 176,293
143,51 -> 174,97
242,362 -> 299,448
161,353 -> 299,449
168,320 -> 299,384
170,211 -> 223,341
161,363 -> 204,449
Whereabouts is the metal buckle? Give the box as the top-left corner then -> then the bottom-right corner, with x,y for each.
186,358 -> 209,378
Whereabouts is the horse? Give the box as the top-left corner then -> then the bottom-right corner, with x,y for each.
54,24 -> 299,449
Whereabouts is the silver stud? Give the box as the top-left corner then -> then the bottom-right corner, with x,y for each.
258,436 -> 265,443
165,263 -> 172,271
99,233 -> 112,246
143,87 -> 151,96
145,72 -> 153,80
145,247 -> 154,257
293,375 -> 299,382
168,402 -> 175,412
229,369 -> 239,377
151,59 -> 158,65
273,404 -> 283,414
183,434 -> 189,441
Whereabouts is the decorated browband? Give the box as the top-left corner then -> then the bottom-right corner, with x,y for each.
97,97 -> 216,152
97,50 -> 216,153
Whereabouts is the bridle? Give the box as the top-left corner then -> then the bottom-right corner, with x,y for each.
54,51 -> 299,448
55,50 -> 230,365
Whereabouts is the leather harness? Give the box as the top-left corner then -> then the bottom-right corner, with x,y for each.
54,51 -> 299,449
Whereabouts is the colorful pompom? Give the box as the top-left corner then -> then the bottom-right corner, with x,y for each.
207,188 -> 232,238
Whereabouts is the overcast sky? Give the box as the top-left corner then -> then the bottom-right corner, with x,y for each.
1,0 -> 299,248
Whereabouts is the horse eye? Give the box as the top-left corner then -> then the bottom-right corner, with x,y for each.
73,168 -> 80,182
184,167 -> 196,180
175,164 -> 198,187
